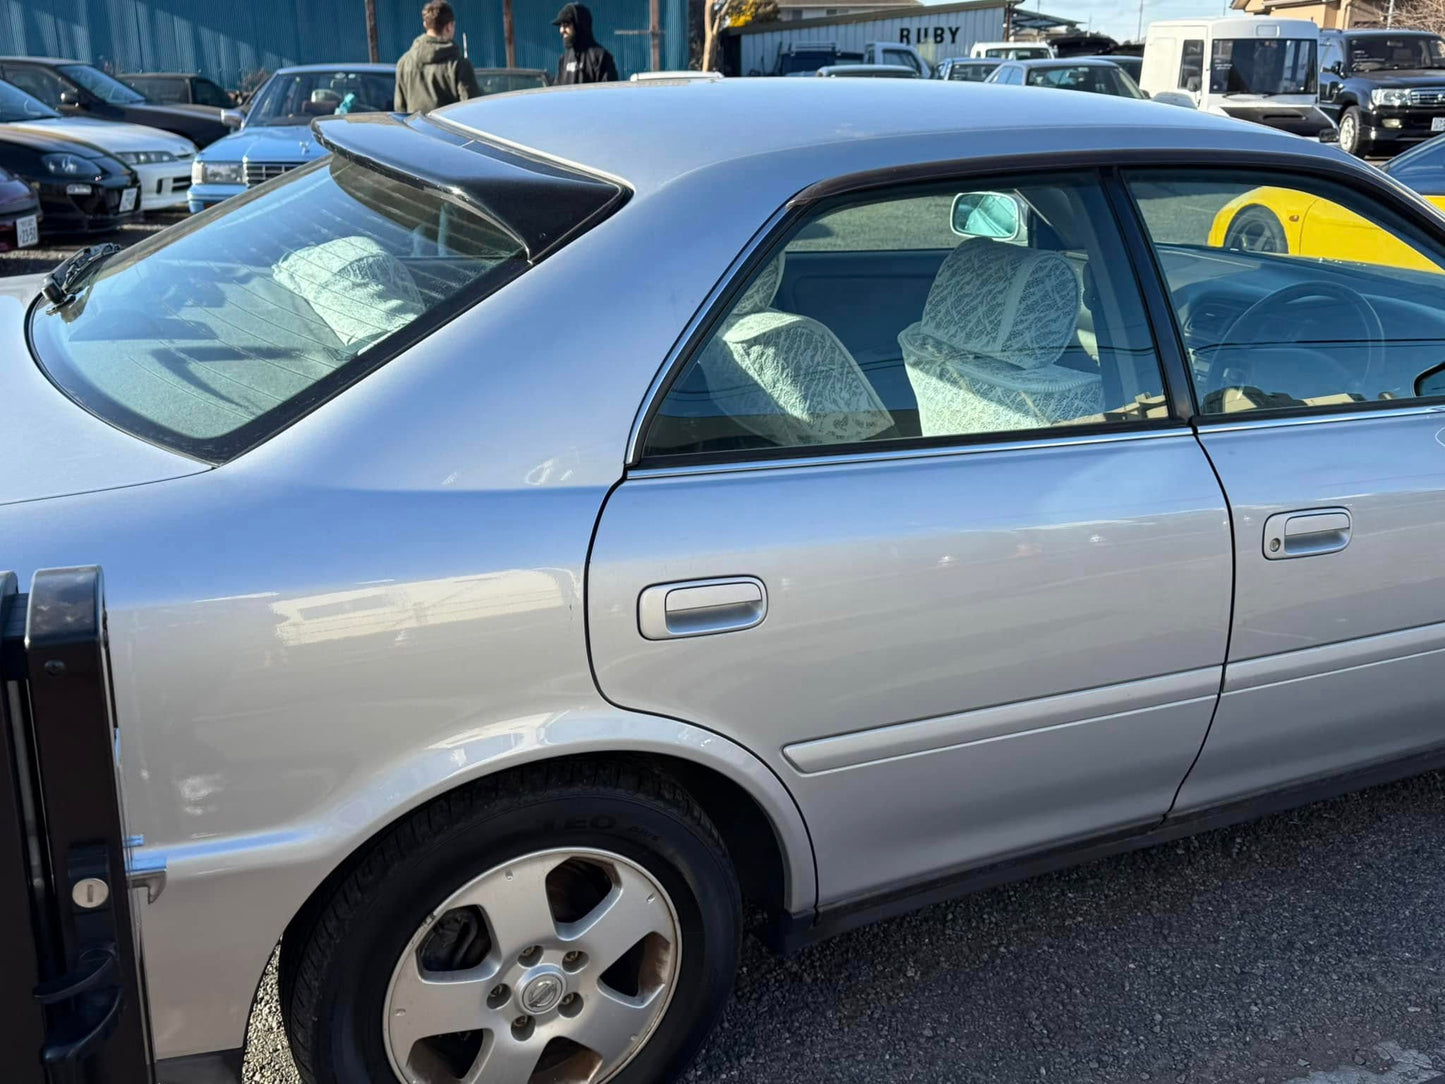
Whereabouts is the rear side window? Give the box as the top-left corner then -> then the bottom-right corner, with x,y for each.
1178,39 -> 1204,89
29,132 -> 623,461
644,173 -> 1168,461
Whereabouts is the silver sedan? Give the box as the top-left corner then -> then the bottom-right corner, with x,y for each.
8,78 -> 1445,1084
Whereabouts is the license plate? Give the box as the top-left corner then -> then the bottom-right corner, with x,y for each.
15,214 -> 37,248
1432,116 -> 1445,132
119,187 -> 138,213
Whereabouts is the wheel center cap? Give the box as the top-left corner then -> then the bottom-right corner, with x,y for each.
520,971 -> 565,1014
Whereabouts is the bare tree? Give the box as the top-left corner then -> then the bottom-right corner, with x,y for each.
701,0 -> 779,71
1395,0 -> 1445,33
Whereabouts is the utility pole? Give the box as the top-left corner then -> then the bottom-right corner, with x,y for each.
650,0 -> 661,70
365,0 -> 379,62
1387,0 -> 1396,27
504,0 -> 517,67
1137,0 -> 1146,41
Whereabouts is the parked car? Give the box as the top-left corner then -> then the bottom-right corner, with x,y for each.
12,79 -> 1445,1084
475,68 -> 551,94
970,40 -> 1053,59
1139,17 -> 1330,137
0,57 -> 230,147
0,124 -> 137,235
188,63 -> 395,212
0,163 -> 39,249
1079,53 -> 1142,83
121,71 -> 234,107
815,64 -> 919,79
986,57 -> 1148,99
0,78 -> 195,211
1209,131 -> 1445,267
934,57 -> 1001,82
1320,29 -> 1445,157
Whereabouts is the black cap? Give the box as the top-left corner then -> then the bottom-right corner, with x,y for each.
552,2 -> 578,25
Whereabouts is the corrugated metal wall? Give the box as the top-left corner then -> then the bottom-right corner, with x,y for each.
739,4 -> 1005,75
0,0 -> 685,89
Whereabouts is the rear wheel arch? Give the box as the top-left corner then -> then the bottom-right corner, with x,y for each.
276,749 -> 807,1031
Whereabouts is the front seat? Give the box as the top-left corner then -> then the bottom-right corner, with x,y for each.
899,239 -> 1100,436
694,251 -> 894,447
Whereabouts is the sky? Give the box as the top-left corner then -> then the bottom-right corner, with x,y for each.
923,0 -> 1242,44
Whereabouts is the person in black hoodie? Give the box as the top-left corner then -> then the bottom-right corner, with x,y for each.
553,3 -> 619,85
395,0 -> 481,113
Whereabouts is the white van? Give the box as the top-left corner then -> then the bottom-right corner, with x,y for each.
970,41 -> 1054,60
1141,17 -> 1331,136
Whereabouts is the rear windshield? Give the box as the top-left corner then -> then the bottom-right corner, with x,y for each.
29,143 -> 613,461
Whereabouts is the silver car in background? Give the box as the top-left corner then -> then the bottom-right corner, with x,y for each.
8,78 -> 1445,1084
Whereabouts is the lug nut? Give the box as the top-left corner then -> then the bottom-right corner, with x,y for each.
487,984 -> 510,1009
514,1015 -> 529,1028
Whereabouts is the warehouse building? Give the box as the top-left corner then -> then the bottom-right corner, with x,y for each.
1,0 -> 687,91
726,1 -> 1075,77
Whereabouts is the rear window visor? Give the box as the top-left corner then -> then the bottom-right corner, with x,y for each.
28,113 -> 628,464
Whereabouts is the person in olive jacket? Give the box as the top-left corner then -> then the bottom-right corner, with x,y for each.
395,0 -> 482,113
553,3 -> 619,85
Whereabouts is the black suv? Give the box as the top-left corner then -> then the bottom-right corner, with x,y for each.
1320,29 -> 1445,156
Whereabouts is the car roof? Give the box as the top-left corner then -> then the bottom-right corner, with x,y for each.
434,79 -> 1342,197
124,72 -> 205,78
0,56 -> 85,66
1007,58 -> 1123,68
817,64 -> 917,74
1329,28 -> 1435,36
272,63 -> 396,75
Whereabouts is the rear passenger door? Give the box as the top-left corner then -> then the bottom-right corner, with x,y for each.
587,171 -> 1233,908
1126,168 -> 1445,810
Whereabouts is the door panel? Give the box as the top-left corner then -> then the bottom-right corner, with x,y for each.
588,434 -> 1232,903
1175,412 -> 1445,809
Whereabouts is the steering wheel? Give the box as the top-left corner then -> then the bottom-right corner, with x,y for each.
1207,281 -> 1386,402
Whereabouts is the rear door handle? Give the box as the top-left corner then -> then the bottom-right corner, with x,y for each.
1263,508 -> 1351,560
638,577 -> 767,640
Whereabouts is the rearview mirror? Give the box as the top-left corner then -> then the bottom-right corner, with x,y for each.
1325,60 -> 1343,75
951,191 -> 1022,240
1185,76 -> 1202,93
221,108 -> 244,129
1415,361 -> 1445,398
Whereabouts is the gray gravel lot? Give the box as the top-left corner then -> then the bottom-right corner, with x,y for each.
0,212 -> 178,278
244,772 -> 1445,1084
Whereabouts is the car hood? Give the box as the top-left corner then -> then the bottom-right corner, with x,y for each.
10,117 -> 196,157
199,124 -> 322,163
0,123 -> 113,157
0,278 -> 206,506
1353,69 -> 1445,88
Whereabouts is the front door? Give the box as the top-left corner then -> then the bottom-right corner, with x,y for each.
1125,168 -> 1445,810
587,170 -> 1234,907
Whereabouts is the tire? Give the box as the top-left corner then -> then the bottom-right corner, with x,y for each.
1338,105 -> 1366,157
285,760 -> 741,1084
1223,205 -> 1289,255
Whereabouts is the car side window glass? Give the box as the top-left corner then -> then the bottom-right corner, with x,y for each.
1126,169 -> 1445,415
643,174 -> 1169,460
196,80 -> 230,107
1179,39 -> 1204,89
7,67 -> 66,107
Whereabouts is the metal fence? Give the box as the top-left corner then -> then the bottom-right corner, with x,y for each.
2,0 -> 686,90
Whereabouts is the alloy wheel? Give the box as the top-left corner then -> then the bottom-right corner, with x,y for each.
383,848 -> 682,1084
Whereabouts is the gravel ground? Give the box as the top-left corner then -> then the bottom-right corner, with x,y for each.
244,771 -> 1445,1084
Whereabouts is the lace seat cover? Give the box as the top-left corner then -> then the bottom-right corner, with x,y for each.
695,252 -> 893,447
900,240 -> 1098,435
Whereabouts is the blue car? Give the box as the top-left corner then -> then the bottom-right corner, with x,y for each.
188,63 -> 394,212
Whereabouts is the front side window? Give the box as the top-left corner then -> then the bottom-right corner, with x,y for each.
1126,169 -> 1445,416
247,70 -> 395,126
1179,39 -> 1204,90
644,174 -> 1168,460
1210,38 -> 1317,95
29,145 -> 618,461
194,79 -> 232,107
59,65 -> 146,104
129,77 -> 184,103
1026,64 -> 1144,97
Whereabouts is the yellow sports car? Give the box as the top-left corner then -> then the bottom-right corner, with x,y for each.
1208,135 -> 1445,273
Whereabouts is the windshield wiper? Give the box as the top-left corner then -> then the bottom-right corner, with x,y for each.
40,243 -> 121,311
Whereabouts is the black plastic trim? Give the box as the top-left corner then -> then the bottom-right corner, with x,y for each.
774,739 -> 1445,953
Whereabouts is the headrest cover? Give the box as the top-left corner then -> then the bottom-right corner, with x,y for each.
733,251 -> 786,317
920,240 -> 1079,370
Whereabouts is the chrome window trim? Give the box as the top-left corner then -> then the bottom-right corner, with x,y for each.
627,425 -> 1192,480
1197,402 -> 1445,434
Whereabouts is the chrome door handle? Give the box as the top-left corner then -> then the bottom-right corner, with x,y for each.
1263,508 -> 1351,560
638,577 -> 767,640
